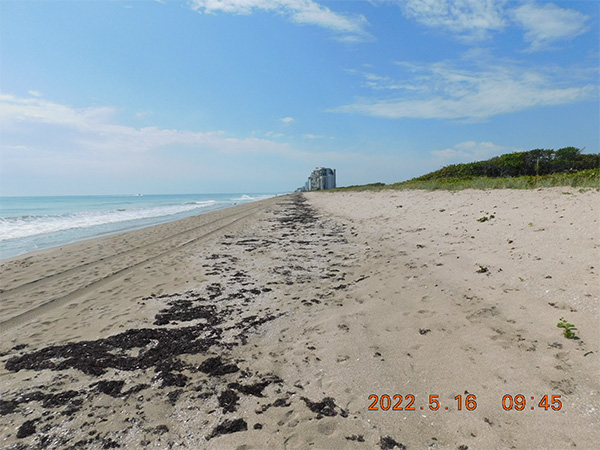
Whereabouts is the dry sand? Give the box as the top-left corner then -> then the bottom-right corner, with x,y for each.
0,188 -> 598,449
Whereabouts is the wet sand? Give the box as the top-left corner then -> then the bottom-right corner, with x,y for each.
1,189 -> 598,449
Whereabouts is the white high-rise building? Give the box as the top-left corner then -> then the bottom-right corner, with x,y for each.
307,167 -> 336,191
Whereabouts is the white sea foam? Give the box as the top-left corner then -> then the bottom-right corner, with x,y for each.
0,193 -> 283,258
232,194 -> 275,202
0,201 -> 216,241
232,194 -> 256,201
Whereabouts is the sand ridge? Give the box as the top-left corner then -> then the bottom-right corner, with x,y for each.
0,189 -> 598,449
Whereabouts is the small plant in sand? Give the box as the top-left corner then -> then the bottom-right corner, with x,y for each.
477,214 -> 495,222
557,317 -> 577,339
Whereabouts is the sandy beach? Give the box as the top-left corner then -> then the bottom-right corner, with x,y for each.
1,188 -> 598,449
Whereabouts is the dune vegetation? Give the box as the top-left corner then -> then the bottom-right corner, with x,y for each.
334,147 -> 599,191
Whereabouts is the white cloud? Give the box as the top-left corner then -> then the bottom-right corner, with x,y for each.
511,2 -> 590,51
397,0 -> 506,40
0,94 -> 115,131
1,94 -> 330,194
330,60 -> 598,120
348,68 -> 426,92
432,141 -> 516,164
280,116 -> 295,124
135,110 -> 153,118
189,0 -> 371,41
265,131 -> 285,138
0,93 -> 290,155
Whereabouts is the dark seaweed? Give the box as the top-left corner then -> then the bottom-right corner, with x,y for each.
301,396 -> 339,418
6,326 -> 216,376
157,371 -> 188,388
154,300 -> 217,326
42,390 -> 81,408
346,434 -> 365,442
92,380 -> 124,398
0,399 -> 18,415
16,420 -> 37,439
276,194 -> 317,226
198,356 -> 239,376
207,418 -> 247,440
167,390 -> 182,405
218,389 -> 239,413
379,436 -> 406,449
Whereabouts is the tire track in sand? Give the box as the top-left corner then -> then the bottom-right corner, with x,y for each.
0,198 -> 282,333
0,200 -> 272,296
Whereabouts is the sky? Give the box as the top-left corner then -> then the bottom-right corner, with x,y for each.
0,0 -> 598,196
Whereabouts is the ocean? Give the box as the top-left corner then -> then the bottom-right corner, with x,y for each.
0,193 -> 280,259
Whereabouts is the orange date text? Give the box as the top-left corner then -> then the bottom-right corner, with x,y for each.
368,394 -> 563,411
367,394 -> 477,411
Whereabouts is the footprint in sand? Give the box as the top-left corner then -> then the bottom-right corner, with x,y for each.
317,420 -> 337,436
550,378 -> 576,395
466,306 -> 500,322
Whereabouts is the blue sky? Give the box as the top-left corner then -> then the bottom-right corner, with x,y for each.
1,0 -> 598,195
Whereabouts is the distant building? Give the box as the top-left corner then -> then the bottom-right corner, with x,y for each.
300,167 -> 336,191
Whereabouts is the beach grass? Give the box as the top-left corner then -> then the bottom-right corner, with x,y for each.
330,168 -> 600,192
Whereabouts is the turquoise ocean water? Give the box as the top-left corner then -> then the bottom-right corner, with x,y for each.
0,193 -> 280,259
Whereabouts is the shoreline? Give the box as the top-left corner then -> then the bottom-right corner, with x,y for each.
0,196 -> 284,332
1,188 -> 598,449
0,194 -> 283,261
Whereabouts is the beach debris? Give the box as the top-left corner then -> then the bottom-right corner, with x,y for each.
16,419 -> 37,439
379,435 -> 406,449
346,434 -> 365,442
92,380 -> 124,397
207,418 -> 248,440
0,400 -> 18,416
198,356 -> 239,376
228,376 -> 282,397
153,298 -> 218,325
301,396 -> 348,419
476,265 -> 489,274
152,425 -> 169,435
218,389 -> 239,413
167,390 -> 182,405
157,371 -> 188,387
5,326 -> 212,376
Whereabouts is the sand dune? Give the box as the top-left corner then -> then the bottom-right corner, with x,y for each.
1,189 -> 598,449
